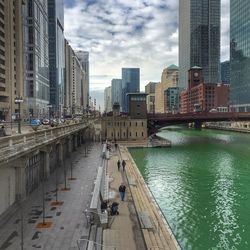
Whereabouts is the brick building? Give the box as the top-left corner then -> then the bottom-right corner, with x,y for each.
180,67 -> 229,113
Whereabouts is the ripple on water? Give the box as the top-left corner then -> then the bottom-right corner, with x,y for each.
130,128 -> 250,250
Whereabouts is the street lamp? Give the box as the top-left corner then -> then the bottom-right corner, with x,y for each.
14,96 -> 23,134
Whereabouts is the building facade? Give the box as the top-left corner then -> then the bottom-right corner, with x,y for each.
221,60 -> 230,85
104,86 -> 112,112
145,82 -> 157,113
0,0 -> 25,121
155,65 -> 178,113
48,0 -> 65,117
180,68 -> 229,113
111,79 -> 122,108
230,0 -> 250,112
75,51 -> 89,111
121,68 -> 140,112
101,93 -> 148,140
24,0 -> 50,118
164,87 -> 180,114
179,0 -> 220,89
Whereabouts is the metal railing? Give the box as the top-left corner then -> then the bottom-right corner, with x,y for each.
77,239 -> 117,250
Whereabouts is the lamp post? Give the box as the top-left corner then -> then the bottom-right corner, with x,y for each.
14,96 -> 23,134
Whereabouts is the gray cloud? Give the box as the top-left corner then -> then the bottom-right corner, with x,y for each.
64,0 -> 230,94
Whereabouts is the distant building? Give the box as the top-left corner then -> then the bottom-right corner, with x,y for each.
155,65 -> 178,113
122,68 -> 140,112
180,67 -> 229,113
179,0 -> 220,89
24,0 -> 50,117
64,41 -> 85,116
164,87 -> 180,114
221,61 -> 230,85
104,86 -> 112,112
75,51 -> 90,110
0,0 -> 25,121
111,79 -> 122,108
48,0 -> 65,117
101,93 -> 147,141
127,93 -> 148,119
230,0 -> 250,111
145,82 -> 158,113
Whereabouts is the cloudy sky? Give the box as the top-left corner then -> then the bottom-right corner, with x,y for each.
64,0 -> 230,107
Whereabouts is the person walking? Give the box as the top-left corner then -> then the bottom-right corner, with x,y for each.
117,160 -> 121,171
119,183 -> 126,201
122,160 -> 126,171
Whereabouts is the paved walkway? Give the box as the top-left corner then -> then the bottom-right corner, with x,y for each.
0,143 -> 101,250
103,147 -> 145,250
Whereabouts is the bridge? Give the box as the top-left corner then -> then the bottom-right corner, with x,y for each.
147,112 -> 250,134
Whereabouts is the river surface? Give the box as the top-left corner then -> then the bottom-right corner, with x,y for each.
129,127 -> 250,250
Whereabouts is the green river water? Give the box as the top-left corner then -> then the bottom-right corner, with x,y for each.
129,127 -> 250,250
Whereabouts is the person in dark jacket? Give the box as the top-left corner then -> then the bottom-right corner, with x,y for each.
117,160 -> 121,171
122,160 -> 126,171
119,183 -> 126,201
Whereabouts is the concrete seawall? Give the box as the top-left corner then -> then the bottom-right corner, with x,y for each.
119,142 -> 180,250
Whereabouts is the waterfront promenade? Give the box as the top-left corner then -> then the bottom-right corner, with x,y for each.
0,141 -> 179,249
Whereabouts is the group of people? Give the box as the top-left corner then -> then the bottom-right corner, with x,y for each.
117,159 -> 126,171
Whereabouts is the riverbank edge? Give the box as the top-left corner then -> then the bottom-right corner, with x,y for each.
206,125 -> 250,133
120,142 -> 181,250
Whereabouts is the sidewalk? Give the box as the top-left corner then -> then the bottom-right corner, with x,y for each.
103,147 -> 145,250
0,143 -> 101,250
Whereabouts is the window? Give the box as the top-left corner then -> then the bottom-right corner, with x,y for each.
136,122 -> 137,126
129,132 -> 131,137
136,132 -> 137,137
141,122 -> 143,126
142,132 -> 144,137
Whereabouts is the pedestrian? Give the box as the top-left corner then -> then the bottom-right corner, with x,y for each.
117,160 -> 121,171
0,125 -> 6,137
122,160 -> 126,171
119,183 -> 126,201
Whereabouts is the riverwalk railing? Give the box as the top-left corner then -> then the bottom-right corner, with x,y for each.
89,143 -> 109,226
77,239 -> 117,250
0,122 -> 88,165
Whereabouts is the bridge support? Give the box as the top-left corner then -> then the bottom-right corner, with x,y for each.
194,121 -> 202,129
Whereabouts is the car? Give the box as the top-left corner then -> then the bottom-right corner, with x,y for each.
31,119 -> 41,126
42,119 -> 50,125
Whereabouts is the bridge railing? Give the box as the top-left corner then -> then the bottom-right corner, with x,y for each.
0,122 -> 89,165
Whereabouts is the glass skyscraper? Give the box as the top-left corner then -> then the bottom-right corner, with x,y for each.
179,0 -> 220,89
25,0 -> 50,117
111,79 -> 122,107
230,0 -> 250,111
48,0 -> 65,117
121,68 -> 140,112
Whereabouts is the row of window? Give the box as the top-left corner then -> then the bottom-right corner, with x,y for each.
110,131 -> 144,137
107,121 -> 144,127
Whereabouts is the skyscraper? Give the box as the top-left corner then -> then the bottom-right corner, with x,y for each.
111,79 -> 122,107
121,68 -> 140,112
48,0 -> 65,117
75,51 -> 89,111
25,0 -> 50,118
0,0 -> 25,121
104,86 -> 112,112
179,0 -> 220,89
221,61 -> 230,85
230,1 -> 250,112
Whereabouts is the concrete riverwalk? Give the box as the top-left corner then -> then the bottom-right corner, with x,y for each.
0,141 -> 180,250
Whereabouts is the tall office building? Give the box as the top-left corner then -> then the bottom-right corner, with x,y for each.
155,65 -> 178,113
0,0 -> 25,121
145,82 -> 157,113
111,79 -> 122,107
121,68 -> 140,112
104,86 -> 112,112
24,0 -> 50,117
179,0 -> 220,89
230,1 -> 250,112
48,0 -> 65,117
75,51 -> 89,110
221,60 -> 230,85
